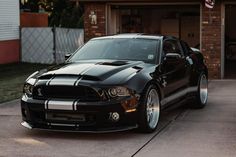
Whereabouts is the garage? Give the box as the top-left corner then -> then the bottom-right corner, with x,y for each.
82,0 -> 222,79
225,4 -> 236,78
108,5 -> 200,47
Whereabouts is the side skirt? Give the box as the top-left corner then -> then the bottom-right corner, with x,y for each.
160,86 -> 198,110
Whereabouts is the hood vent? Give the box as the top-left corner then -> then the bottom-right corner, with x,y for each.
132,66 -> 143,72
98,61 -> 128,66
82,75 -> 100,81
38,74 -> 54,80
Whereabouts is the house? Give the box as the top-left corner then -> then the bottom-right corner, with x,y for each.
79,0 -> 236,79
0,0 -> 20,64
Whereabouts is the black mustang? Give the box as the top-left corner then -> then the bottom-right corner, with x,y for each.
21,34 -> 208,133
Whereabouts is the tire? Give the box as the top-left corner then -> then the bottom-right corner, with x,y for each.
138,84 -> 161,133
192,73 -> 208,109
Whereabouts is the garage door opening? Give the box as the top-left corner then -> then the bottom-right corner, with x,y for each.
225,5 -> 236,79
108,5 -> 200,47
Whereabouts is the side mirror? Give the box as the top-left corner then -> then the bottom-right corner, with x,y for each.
65,53 -> 72,61
165,53 -> 181,60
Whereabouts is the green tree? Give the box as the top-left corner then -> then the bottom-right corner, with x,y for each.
27,0 -> 39,12
49,0 -> 84,28
23,0 -> 84,28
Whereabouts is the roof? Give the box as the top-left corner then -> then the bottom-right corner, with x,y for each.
77,0 -> 199,2
91,34 -> 164,40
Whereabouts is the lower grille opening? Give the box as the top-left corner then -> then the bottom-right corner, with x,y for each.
46,113 -> 86,122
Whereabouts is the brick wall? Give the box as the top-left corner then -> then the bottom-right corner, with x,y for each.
201,2 -> 222,79
20,12 -> 48,27
0,40 -> 20,64
84,3 -> 106,42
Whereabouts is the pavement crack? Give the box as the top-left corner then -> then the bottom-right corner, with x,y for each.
174,109 -> 188,120
131,121 -> 172,157
131,109 -> 187,157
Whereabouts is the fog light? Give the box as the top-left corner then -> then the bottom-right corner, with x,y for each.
109,112 -> 120,122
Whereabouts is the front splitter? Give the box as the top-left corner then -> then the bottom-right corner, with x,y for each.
21,121 -> 138,133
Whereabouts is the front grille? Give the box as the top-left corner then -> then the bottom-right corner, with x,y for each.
33,85 -> 101,101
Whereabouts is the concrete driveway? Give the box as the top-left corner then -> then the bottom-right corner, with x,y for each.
0,80 -> 236,157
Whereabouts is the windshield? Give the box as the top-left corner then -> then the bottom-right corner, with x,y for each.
69,38 -> 160,64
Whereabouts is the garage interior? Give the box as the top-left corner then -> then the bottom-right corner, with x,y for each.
108,5 -> 200,47
225,4 -> 236,79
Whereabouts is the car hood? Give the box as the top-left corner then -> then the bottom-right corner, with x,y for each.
36,60 -> 151,85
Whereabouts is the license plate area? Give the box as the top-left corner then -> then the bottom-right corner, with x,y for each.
46,112 -> 86,122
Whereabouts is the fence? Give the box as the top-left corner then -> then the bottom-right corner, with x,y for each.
21,27 -> 84,64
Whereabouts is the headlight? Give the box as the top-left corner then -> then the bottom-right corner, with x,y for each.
23,78 -> 36,97
108,87 -> 131,98
23,83 -> 34,96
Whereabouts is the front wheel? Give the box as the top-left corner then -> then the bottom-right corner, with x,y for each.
138,85 -> 161,133
192,73 -> 208,109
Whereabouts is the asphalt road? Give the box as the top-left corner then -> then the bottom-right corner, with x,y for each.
0,80 -> 236,157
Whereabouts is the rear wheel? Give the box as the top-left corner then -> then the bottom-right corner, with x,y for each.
192,73 -> 208,109
138,85 -> 160,133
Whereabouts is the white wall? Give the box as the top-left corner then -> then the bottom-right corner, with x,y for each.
0,0 -> 20,41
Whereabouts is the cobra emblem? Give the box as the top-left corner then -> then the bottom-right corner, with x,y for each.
37,88 -> 43,96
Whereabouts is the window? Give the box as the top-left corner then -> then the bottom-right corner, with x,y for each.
180,41 -> 193,55
70,38 -> 160,64
163,39 -> 184,56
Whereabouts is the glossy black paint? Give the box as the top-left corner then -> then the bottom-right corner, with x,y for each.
21,34 -> 208,132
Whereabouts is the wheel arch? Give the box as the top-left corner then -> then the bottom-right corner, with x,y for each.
141,80 -> 164,101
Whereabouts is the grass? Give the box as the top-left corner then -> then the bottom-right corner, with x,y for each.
0,63 -> 50,103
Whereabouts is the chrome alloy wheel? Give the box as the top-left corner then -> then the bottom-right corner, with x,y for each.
146,89 -> 160,129
199,74 -> 208,105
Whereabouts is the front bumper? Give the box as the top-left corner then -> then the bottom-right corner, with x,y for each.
21,95 -> 138,132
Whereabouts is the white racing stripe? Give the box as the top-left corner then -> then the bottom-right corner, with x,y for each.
44,100 -> 49,110
74,77 -> 83,86
48,77 -> 78,86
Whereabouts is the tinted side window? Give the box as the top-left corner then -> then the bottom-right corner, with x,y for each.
180,41 -> 193,55
163,40 -> 183,56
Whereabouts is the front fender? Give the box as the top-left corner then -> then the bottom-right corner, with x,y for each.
126,66 -> 164,100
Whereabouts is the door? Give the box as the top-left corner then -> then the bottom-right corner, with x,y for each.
224,4 -> 236,78
161,39 -> 190,98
